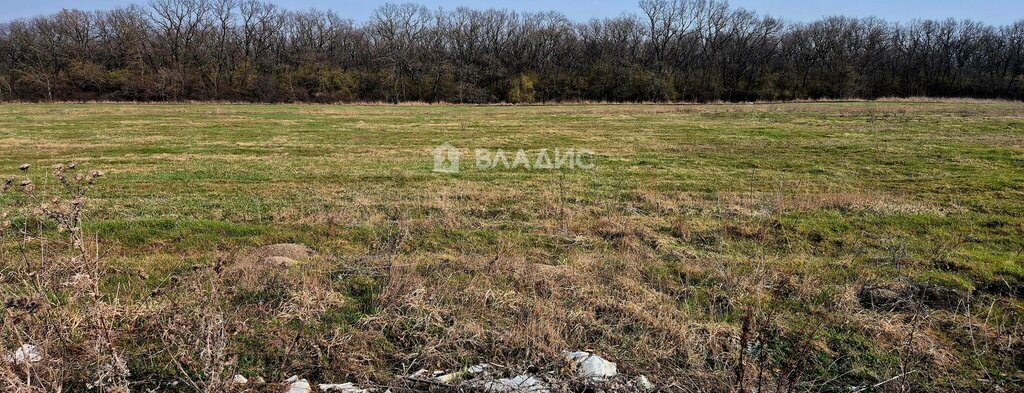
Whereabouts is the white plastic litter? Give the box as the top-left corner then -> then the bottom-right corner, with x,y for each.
437,363 -> 491,384
318,382 -> 369,392
231,374 -> 248,385
482,375 -> 549,393
5,344 -> 42,364
284,375 -> 312,393
564,351 -> 617,379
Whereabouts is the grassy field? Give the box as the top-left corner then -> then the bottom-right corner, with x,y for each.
1,102 -> 1023,391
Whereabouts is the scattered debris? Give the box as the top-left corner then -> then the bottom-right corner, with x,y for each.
401,354 -> 651,392
478,375 -> 549,393
437,363 -> 491,384
5,344 -> 42,364
564,351 -> 617,379
409,368 -> 442,380
284,375 -> 312,393
231,374 -> 248,385
318,382 -> 369,392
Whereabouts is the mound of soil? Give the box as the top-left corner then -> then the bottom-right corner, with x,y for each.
252,243 -> 316,263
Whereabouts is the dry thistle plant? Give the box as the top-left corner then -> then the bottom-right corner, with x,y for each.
0,163 -> 129,393
161,262 -> 237,393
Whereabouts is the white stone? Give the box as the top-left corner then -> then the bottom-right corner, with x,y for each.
231,374 -> 248,385
318,382 -> 368,392
564,351 -> 617,379
635,375 -> 654,391
284,375 -> 312,393
5,344 -> 42,364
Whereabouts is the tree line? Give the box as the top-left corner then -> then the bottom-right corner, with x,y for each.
1,0 -> 1022,103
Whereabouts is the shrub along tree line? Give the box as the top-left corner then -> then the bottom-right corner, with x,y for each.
1,0 -> 1022,103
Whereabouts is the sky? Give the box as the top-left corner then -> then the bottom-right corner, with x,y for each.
2,0 -> 1023,25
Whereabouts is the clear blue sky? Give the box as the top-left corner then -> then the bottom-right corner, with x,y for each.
2,0 -> 1023,25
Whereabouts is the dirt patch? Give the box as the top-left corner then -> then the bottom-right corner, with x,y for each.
857,285 -> 919,312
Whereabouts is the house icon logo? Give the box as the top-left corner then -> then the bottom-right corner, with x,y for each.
432,142 -> 462,173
